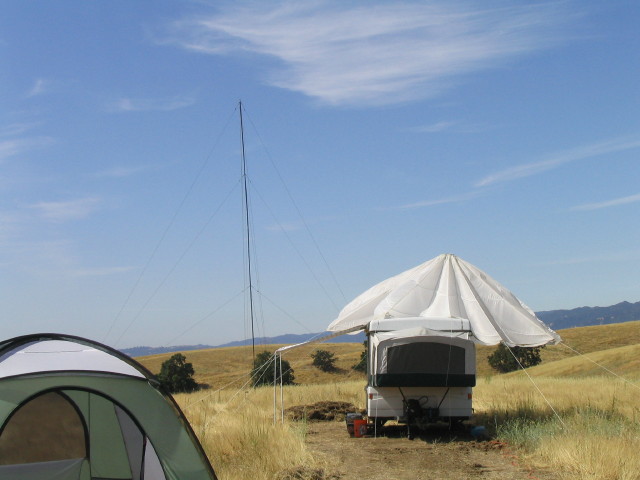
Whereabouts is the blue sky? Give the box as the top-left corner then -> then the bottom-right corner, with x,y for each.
2,1 -> 639,349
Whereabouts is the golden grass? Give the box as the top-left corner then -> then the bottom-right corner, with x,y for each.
172,375 -> 640,480
473,376 -> 640,480
508,343 -> 640,380
172,381 -> 365,480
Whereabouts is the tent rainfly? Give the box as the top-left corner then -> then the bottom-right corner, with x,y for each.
0,333 -> 217,480
326,253 -> 561,347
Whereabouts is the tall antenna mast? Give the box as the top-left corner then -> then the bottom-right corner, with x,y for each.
239,101 -> 256,361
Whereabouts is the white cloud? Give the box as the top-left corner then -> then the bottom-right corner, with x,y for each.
92,165 -> 149,178
27,78 -> 48,97
569,192 -> 640,212
165,1 -> 572,106
30,197 -> 101,222
414,121 -> 456,133
475,136 -> 640,187
0,136 -> 54,163
70,266 -> 135,277
392,191 -> 480,210
0,122 -> 41,137
109,95 -> 195,112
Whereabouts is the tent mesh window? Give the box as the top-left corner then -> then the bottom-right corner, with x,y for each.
0,391 -> 86,465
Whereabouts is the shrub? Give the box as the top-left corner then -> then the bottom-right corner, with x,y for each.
351,340 -> 367,372
488,344 -> 542,373
310,349 -> 337,372
157,353 -> 199,393
252,351 -> 295,387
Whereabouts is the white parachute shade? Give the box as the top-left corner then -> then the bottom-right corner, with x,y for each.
327,253 -> 560,347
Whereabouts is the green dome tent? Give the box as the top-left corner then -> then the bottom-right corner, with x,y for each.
0,333 -> 217,480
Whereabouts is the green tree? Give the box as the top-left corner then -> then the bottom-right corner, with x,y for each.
252,351 -> 295,387
351,340 -> 367,372
311,349 -> 337,372
157,353 -> 198,393
488,344 -> 542,373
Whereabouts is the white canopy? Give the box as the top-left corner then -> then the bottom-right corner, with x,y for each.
327,253 -> 560,347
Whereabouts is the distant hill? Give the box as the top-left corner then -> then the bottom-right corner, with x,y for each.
122,331 -> 365,357
122,300 -> 638,357
121,345 -> 214,357
536,300 -> 640,330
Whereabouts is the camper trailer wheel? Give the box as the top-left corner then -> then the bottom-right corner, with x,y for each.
373,418 -> 387,429
448,418 -> 466,431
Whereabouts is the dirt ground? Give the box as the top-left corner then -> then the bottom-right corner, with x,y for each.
297,421 -> 560,480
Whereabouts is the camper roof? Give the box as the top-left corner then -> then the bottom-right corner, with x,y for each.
368,317 -> 471,333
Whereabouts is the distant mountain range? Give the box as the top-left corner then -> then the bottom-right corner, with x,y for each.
536,300 -> 640,330
121,300 -> 640,358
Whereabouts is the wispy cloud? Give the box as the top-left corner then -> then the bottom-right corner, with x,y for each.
164,1 -> 572,106
569,192 -> 640,212
92,165 -> 149,178
475,135 -> 640,187
0,136 -> 54,163
390,191 -> 481,210
27,78 -> 49,97
409,120 -> 492,134
414,121 -> 456,133
0,122 -> 41,137
109,95 -> 195,112
30,197 -> 101,222
70,266 -> 135,277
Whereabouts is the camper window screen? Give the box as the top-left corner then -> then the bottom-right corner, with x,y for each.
374,342 -> 475,387
386,343 -> 465,374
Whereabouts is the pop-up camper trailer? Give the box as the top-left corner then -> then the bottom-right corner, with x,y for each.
366,317 -> 476,428
325,253 -> 561,432
0,333 -> 217,480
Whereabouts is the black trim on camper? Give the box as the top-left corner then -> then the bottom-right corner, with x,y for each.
373,373 -> 476,387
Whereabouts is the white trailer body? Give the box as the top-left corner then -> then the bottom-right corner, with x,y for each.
366,317 -> 476,425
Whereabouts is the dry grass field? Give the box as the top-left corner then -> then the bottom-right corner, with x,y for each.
136,320 -> 640,480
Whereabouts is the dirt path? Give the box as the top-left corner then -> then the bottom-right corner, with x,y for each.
302,422 -> 559,480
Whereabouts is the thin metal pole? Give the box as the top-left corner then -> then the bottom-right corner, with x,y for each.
239,101 -> 256,361
273,353 -> 277,424
280,354 -> 284,423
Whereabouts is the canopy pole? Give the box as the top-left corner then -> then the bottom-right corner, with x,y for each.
273,353 -> 278,424
280,354 -> 284,423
